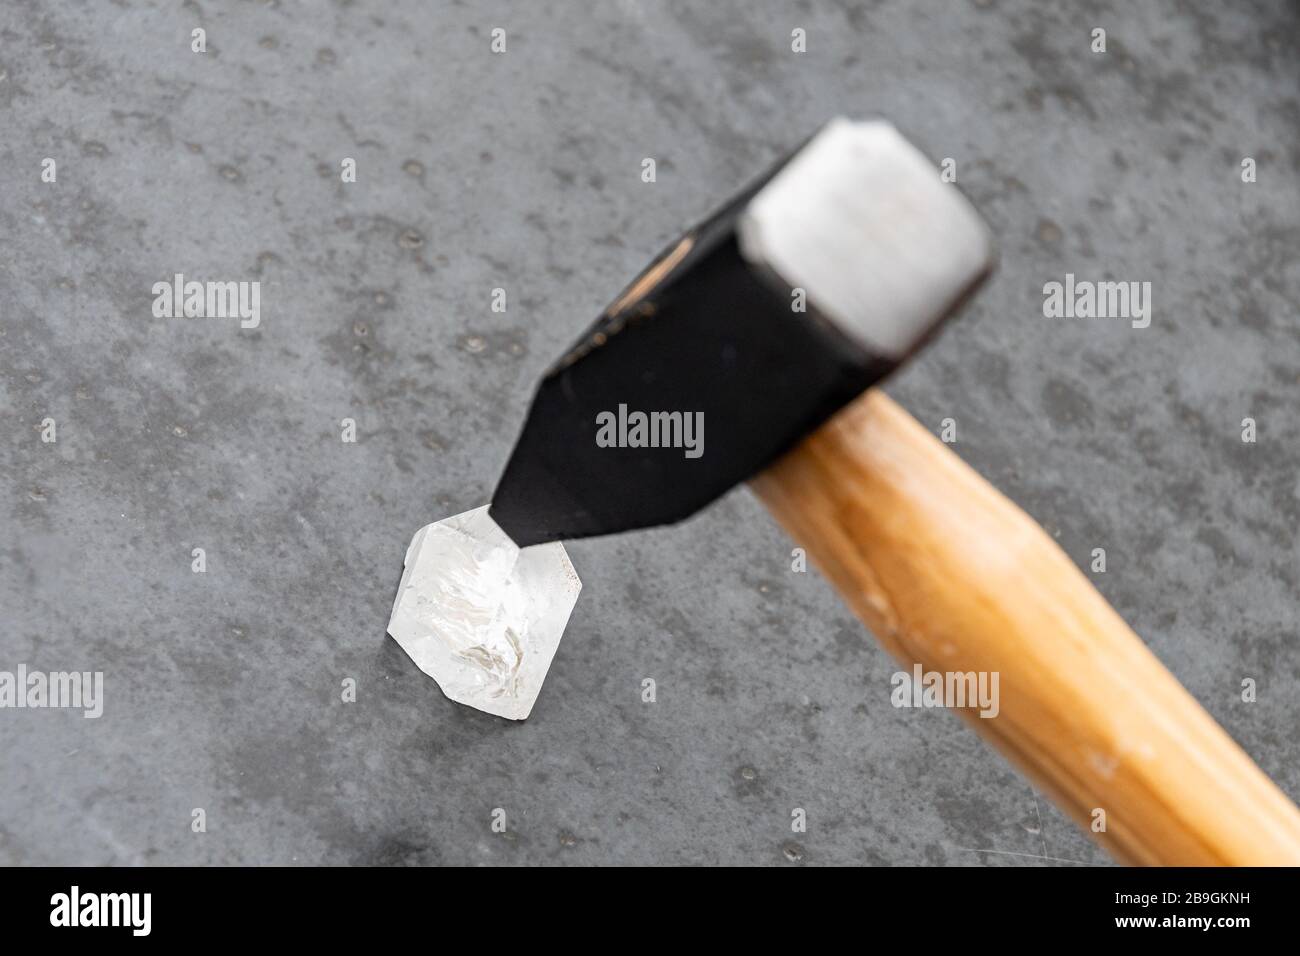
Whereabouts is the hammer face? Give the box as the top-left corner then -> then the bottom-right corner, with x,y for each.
490,118 -> 993,547
740,119 -> 995,360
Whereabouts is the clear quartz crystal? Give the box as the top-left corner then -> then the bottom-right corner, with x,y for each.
387,506 -> 581,720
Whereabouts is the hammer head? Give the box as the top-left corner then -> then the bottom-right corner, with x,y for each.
490,118 -> 994,547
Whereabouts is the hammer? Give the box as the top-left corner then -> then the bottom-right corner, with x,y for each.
481,118 -> 1300,865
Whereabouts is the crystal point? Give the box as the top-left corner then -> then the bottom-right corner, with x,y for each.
387,505 -> 581,720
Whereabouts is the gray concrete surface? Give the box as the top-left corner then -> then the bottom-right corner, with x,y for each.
3,0 -> 1298,866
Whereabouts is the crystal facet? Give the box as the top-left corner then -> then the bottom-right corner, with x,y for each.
387,505 -> 581,720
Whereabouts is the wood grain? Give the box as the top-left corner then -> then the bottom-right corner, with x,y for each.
751,389 -> 1300,865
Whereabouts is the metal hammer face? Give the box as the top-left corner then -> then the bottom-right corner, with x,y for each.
490,118 -> 995,547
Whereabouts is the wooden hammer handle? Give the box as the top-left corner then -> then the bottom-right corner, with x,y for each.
751,389 -> 1300,865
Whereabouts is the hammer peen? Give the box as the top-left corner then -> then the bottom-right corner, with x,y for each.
418,118 -> 1300,865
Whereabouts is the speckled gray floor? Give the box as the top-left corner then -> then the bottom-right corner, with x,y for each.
3,0 -> 1298,866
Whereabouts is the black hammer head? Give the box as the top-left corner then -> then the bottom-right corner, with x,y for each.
490,118 -> 994,547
